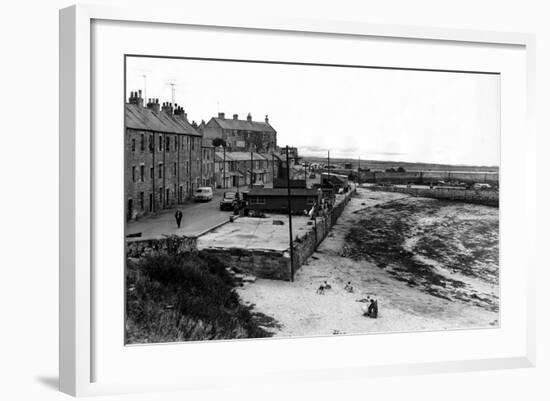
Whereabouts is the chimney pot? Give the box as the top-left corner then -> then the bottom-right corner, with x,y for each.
233,114 -> 238,120
265,114 -> 269,123
218,112 -> 225,119
247,113 -> 252,122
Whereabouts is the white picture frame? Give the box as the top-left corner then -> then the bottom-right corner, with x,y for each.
59,4 -> 536,397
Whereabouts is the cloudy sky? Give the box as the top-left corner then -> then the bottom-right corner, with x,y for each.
126,56 -> 500,167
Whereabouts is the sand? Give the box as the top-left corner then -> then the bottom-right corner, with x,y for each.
238,187 -> 499,338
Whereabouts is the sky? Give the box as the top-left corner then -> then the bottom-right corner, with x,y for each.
126,56 -> 500,167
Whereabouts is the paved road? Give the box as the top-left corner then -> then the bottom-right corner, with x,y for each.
126,189 -> 234,239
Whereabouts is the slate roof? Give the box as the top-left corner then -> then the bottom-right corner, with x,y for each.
125,104 -> 202,137
214,151 -> 268,162
209,117 -> 276,133
247,187 -> 321,197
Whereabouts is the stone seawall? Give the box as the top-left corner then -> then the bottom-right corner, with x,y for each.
126,235 -> 197,258
369,185 -> 499,207
200,248 -> 292,281
359,170 -> 499,185
291,189 -> 354,272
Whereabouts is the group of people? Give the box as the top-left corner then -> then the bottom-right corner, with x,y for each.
315,280 -> 379,319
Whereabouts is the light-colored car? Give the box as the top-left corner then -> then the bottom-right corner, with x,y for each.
473,183 -> 491,190
193,187 -> 214,202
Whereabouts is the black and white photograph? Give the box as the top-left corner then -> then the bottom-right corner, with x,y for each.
124,55 -> 500,344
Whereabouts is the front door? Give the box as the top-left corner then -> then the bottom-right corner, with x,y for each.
127,199 -> 133,220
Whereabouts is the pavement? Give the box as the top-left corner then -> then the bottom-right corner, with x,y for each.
126,189 -> 234,239
196,214 -> 314,252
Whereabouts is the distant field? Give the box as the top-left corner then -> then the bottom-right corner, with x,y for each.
301,156 -> 499,173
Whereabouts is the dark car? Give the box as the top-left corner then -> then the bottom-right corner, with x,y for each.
219,191 -> 239,211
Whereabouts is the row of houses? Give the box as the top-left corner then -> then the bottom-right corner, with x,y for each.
125,90 -> 285,220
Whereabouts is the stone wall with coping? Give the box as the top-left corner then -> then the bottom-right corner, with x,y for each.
126,235 -> 197,258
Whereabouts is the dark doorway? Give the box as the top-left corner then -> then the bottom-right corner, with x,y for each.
127,199 -> 133,220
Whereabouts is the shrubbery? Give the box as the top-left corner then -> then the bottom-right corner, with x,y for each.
126,252 -> 273,343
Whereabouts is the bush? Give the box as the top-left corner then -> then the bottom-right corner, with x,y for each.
126,252 -> 273,343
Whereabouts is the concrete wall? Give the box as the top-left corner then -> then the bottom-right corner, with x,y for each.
369,185 -> 499,207
359,170 -> 499,185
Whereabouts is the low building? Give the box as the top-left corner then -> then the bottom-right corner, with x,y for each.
321,172 -> 350,192
245,187 -> 321,214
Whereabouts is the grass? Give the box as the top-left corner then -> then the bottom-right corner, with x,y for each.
125,252 -> 275,343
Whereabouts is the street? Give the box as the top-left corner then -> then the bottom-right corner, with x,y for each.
126,189 -> 233,239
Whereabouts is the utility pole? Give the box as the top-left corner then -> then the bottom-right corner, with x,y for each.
327,150 -> 331,185
286,146 -> 295,282
250,150 -> 254,188
358,156 -> 361,184
223,145 -> 226,189
272,152 -> 275,184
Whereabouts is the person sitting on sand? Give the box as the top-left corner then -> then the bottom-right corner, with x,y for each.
363,299 -> 378,318
323,281 -> 332,290
316,283 -> 326,295
344,281 -> 354,293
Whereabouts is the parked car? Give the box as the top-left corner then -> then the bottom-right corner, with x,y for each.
220,191 -> 239,211
193,187 -> 213,202
473,183 -> 491,190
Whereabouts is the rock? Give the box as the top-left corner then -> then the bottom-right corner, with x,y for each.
243,275 -> 256,283
234,273 -> 245,280
273,220 -> 284,225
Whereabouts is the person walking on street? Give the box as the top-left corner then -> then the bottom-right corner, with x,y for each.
175,209 -> 183,228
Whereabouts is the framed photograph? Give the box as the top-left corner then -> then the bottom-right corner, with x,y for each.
59,4 -> 536,397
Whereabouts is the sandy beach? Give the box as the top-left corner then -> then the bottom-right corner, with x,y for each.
238,187 -> 499,337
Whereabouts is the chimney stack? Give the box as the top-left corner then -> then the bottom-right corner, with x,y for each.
174,106 -> 188,121
146,98 -> 160,112
233,114 -> 239,120
247,113 -> 252,122
128,90 -> 144,106
161,102 -> 173,114
218,112 -> 225,119
265,115 -> 269,124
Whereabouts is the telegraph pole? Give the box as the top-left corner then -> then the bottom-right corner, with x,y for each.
223,145 -> 226,189
286,146 -> 295,282
250,150 -> 254,188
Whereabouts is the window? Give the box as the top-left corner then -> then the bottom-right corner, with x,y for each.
166,188 -> 170,204
173,163 -> 177,175
140,165 -> 145,181
250,196 -> 266,205
149,135 -> 153,152
191,138 -> 195,151
158,163 -> 163,179
140,134 -> 145,151
150,166 -> 154,179
139,192 -> 144,209
131,166 -> 136,182
166,136 -> 170,152
159,136 -> 163,152
131,138 -> 136,152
